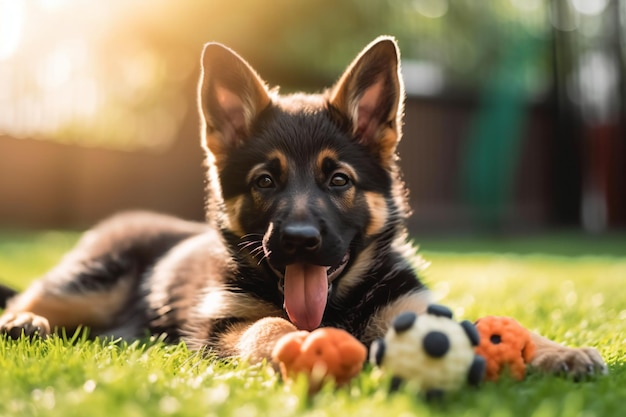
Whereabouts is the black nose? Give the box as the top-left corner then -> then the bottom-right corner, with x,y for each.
280,223 -> 322,254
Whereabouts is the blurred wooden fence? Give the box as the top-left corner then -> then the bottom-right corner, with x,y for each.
0,96 -> 573,234
0,129 -> 205,230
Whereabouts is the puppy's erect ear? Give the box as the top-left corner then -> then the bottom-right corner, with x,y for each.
329,37 -> 404,164
199,43 -> 271,161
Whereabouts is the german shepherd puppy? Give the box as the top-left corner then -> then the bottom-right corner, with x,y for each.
0,37 -> 606,377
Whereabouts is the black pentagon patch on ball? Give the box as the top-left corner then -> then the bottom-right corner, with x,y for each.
390,376 -> 404,392
460,319 -> 481,346
426,304 -> 453,319
422,331 -> 450,358
468,355 -> 486,386
425,388 -> 445,402
392,311 -> 417,333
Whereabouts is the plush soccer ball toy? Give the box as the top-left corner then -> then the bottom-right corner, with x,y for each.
474,315 -> 536,381
370,304 -> 485,398
272,327 -> 367,393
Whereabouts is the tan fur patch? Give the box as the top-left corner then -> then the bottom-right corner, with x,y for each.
315,150 -> 359,183
266,150 -> 288,183
223,195 -> 246,237
377,127 -> 399,167
5,278 -> 134,330
364,191 -> 388,237
197,288 -> 283,321
316,148 -> 339,174
333,243 -> 376,299
363,290 -> 432,345
245,151 -> 288,213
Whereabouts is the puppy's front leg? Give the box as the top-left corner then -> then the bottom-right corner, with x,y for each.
221,317 -> 298,365
529,332 -> 607,379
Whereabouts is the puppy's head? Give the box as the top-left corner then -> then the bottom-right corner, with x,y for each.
198,37 -> 406,330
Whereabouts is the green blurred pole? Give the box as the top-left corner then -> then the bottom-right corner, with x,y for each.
461,31 -> 540,231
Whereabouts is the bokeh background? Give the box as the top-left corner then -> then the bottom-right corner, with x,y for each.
0,0 -> 625,237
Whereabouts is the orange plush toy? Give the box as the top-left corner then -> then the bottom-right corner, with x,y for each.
272,327 -> 367,393
474,316 -> 536,381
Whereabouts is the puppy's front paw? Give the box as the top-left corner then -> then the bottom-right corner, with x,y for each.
530,345 -> 607,380
0,312 -> 51,339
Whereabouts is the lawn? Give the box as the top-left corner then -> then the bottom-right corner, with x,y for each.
0,230 -> 625,417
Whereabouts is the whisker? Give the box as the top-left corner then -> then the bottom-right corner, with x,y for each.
238,240 -> 261,251
249,246 -> 266,259
257,250 -> 271,266
239,233 -> 264,241
235,233 -> 268,264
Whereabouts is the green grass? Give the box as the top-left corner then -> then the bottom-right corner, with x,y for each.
1,231 -> 625,417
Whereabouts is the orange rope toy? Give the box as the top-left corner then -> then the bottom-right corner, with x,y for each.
272,327 -> 367,393
474,316 -> 536,381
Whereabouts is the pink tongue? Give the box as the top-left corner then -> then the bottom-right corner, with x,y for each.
283,263 -> 328,331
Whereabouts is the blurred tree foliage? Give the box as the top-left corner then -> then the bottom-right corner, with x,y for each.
109,0 -> 550,91
1,0 -> 551,149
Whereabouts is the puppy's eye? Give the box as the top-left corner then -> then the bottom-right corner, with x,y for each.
255,174 -> 275,189
330,173 -> 350,187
